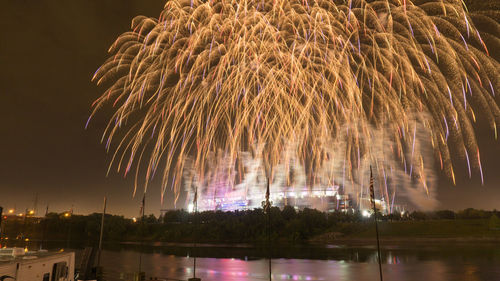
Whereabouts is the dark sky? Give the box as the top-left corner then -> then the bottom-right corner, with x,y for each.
0,1 -> 499,218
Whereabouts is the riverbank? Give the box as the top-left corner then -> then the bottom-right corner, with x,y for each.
310,219 -> 500,244
312,236 -> 500,245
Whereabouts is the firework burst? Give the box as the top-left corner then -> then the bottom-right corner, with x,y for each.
90,0 -> 499,203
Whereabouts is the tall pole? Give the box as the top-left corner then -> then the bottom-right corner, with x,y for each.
139,194 -> 145,274
264,177 -> 272,281
369,166 -> 383,281
0,207 -> 3,248
23,208 -> 28,249
67,205 -> 73,249
193,186 -> 198,279
97,196 -> 107,267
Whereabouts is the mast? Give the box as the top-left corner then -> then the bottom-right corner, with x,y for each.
370,166 -> 383,281
138,194 -> 145,274
97,196 -> 107,267
264,177 -> 272,281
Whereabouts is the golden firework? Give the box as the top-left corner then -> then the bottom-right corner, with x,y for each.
90,0 -> 500,203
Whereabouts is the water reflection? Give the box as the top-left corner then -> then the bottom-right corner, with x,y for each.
84,243 -> 500,281
4,240 -> 499,281
97,251 -> 500,281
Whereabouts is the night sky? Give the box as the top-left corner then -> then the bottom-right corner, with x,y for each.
1,1 -> 499,218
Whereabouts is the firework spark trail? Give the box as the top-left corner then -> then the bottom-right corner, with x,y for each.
90,0 -> 500,204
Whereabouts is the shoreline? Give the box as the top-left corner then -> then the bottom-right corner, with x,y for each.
310,236 -> 500,245
119,236 -> 500,247
24,235 -> 500,249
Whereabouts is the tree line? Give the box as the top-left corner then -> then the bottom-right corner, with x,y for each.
1,207 -> 499,245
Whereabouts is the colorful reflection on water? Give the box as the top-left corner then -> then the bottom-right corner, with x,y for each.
84,243 -> 500,281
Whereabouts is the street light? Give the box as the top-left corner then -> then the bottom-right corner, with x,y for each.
64,212 -> 72,249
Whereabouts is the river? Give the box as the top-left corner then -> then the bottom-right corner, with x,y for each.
66,241 -> 500,281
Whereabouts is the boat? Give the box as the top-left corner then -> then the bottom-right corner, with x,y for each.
0,247 -> 75,281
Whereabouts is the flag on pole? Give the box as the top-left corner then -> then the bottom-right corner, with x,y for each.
140,194 -> 146,218
266,178 -> 270,209
262,177 -> 271,213
369,165 -> 384,281
266,178 -> 270,202
369,166 -> 375,204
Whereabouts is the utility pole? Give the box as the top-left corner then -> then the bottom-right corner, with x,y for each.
369,166 -> 383,281
0,207 -> 3,248
138,194 -> 146,281
97,196 -> 106,267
